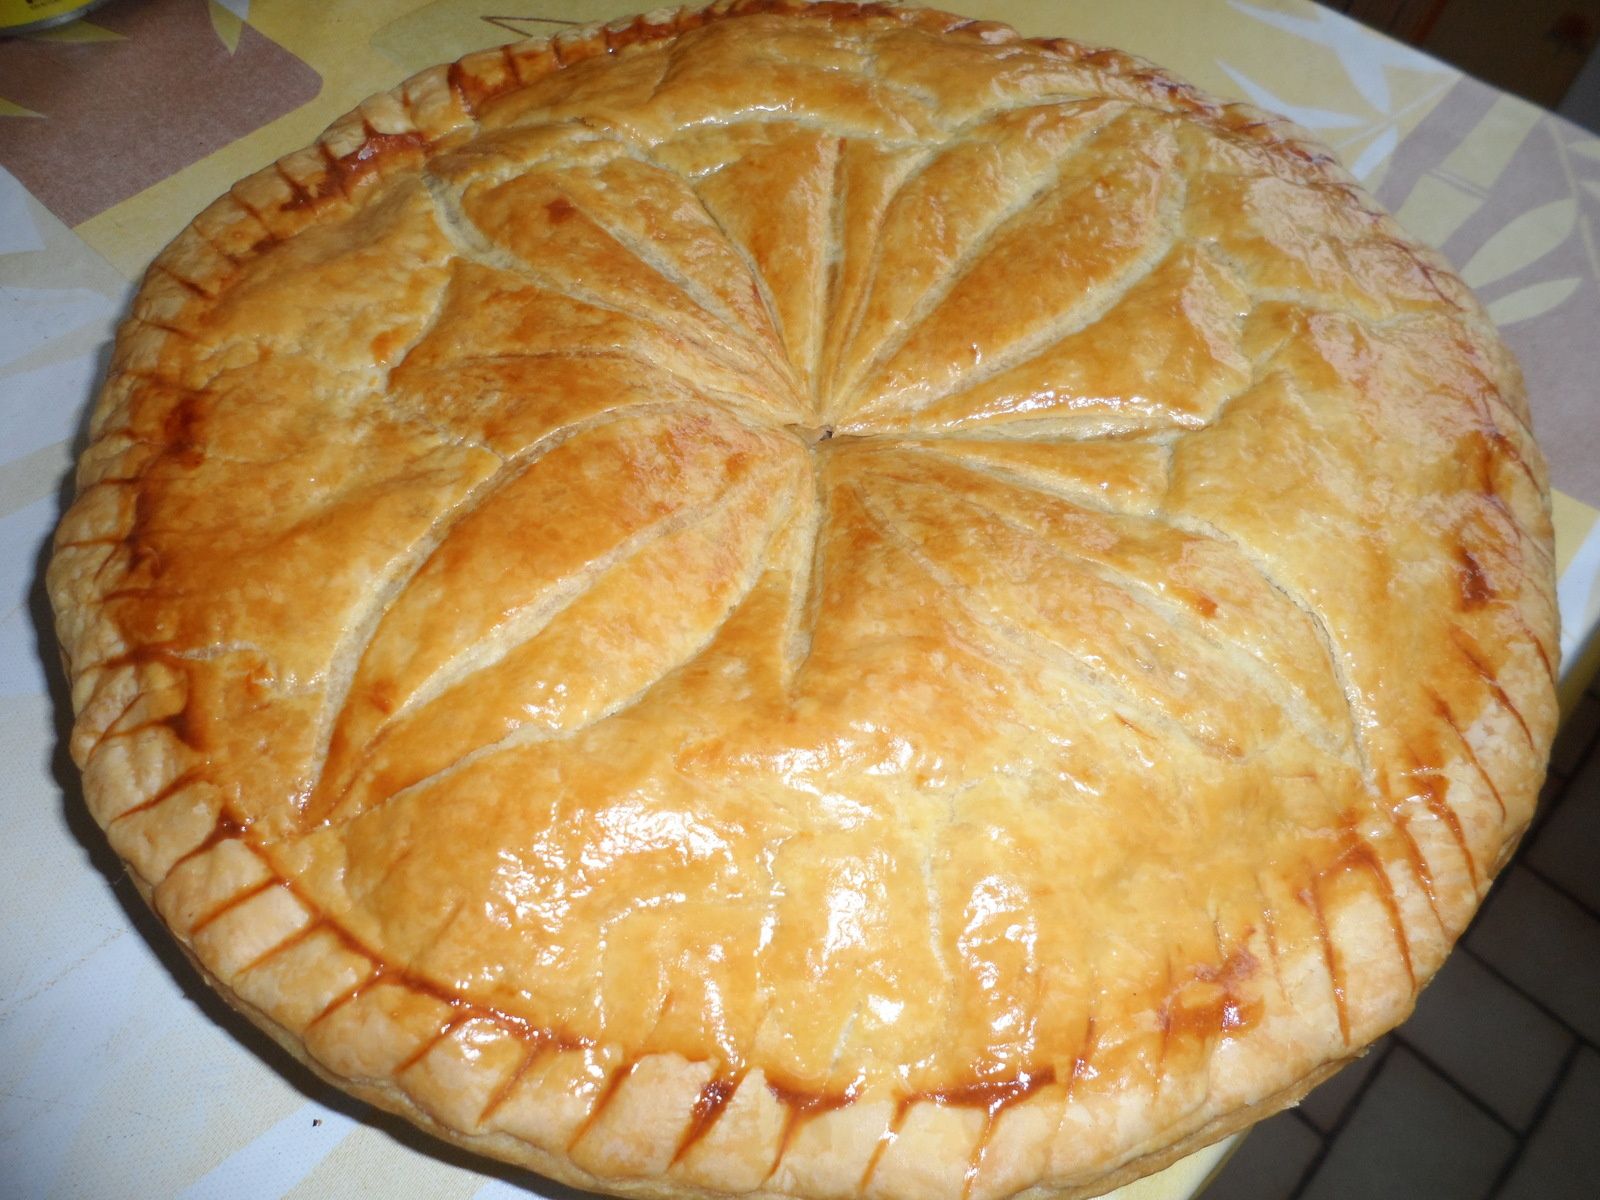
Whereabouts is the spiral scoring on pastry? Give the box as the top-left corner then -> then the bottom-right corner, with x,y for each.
49,5 -> 1558,1198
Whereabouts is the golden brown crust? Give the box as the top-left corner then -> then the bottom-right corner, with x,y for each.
50,4 -> 1557,1199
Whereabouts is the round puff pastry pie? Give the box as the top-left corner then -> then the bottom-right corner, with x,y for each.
48,3 -> 1558,1198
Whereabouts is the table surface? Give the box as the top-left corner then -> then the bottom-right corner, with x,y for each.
2,2 -> 1598,1198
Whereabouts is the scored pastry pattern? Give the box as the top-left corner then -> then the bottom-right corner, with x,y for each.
48,4 -> 1558,1199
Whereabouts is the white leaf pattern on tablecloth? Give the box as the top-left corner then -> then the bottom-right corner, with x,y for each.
1461,198 -> 1577,288
1227,0 -> 1447,111
0,167 -> 44,256
1486,277 -> 1584,325
1350,125 -> 1400,181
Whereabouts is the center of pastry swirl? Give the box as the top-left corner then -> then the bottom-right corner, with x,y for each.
787,423 -> 837,447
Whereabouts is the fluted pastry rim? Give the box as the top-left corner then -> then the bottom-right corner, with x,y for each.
47,4 -> 1557,1199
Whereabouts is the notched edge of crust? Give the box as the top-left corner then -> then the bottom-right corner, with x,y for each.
46,4 -> 1559,1199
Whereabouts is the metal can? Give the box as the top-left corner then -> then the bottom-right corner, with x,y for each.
0,0 -> 113,35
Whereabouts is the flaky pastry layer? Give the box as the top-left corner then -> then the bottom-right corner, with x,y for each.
49,4 -> 1558,1199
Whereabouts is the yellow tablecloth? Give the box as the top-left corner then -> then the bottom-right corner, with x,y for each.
2,3 -> 1598,1198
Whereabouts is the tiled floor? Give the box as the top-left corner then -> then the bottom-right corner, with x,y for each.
1206,681 -> 1600,1200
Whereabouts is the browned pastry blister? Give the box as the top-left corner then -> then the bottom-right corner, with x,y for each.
48,4 -> 1558,1199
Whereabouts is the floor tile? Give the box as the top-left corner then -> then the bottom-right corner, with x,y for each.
1549,691 -> 1600,780
1201,1111 -> 1322,1200
1298,1047 -> 1513,1200
1465,867 -> 1600,1044
1297,1037 -> 1388,1131
1396,952 -> 1573,1129
1525,743 -> 1600,911
1497,1048 -> 1600,1200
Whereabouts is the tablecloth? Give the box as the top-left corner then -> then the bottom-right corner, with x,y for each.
3,2 -> 1599,1197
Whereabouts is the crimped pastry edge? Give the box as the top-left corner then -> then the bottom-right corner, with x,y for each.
46,4 -> 1557,1199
